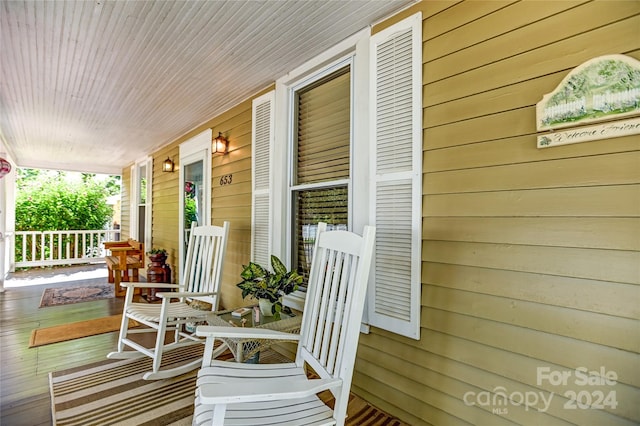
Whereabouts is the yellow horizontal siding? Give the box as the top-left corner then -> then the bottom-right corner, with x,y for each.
424,185 -> 640,217
360,331 -> 639,426
424,1 -> 633,78
425,16 -> 640,104
421,1 -> 517,44
360,1 -> 640,425
424,285 -> 639,352
423,217 -> 640,250
210,102 -> 254,310
423,263 -> 640,319
424,240 -> 638,284
424,134 -> 640,171
149,144 -> 180,277
425,152 -> 640,193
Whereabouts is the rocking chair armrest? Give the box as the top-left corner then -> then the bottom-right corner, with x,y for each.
198,377 -> 341,405
157,291 -> 220,299
119,282 -> 180,290
196,326 -> 301,341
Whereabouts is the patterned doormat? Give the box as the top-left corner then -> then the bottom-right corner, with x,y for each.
39,283 -> 114,307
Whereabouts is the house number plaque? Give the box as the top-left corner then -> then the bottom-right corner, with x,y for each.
219,174 -> 233,186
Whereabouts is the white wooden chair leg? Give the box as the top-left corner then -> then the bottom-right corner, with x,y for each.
114,287 -> 133,353
116,315 -> 129,352
153,317 -> 168,373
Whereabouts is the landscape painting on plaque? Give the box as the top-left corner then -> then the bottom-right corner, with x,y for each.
536,54 -> 640,148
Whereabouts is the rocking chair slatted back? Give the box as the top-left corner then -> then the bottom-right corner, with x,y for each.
182,222 -> 229,309
192,222 -> 375,424
298,223 -> 376,420
108,221 -> 231,380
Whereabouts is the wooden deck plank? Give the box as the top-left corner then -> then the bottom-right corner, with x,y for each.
0,265 -> 124,425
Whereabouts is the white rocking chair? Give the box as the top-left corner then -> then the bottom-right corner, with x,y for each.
192,222 -> 376,425
107,221 -> 230,380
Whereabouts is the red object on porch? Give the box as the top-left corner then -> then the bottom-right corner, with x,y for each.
146,254 -> 171,302
0,157 -> 11,178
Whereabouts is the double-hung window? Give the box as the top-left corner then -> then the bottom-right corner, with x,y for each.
252,13 -> 422,340
291,65 -> 351,279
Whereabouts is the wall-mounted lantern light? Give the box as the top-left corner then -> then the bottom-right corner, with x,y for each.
213,132 -> 228,155
162,157 -> 174,172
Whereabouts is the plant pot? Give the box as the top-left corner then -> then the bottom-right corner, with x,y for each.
259,298 -> 276,316
148,253 -> 167,263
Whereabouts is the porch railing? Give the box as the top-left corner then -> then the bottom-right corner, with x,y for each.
14,229 -> 120,268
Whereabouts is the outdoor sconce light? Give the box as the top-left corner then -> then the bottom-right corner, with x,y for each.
213,132 -> 228,155
162,157 -> 174,172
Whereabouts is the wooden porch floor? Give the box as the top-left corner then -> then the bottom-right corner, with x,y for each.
0,264 -> 406,426
1,264 -> 124,425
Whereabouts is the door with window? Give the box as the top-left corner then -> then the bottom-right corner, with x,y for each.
179,130 -> 212,280
183,159 -> 204,234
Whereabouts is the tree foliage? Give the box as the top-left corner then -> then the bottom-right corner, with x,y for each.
16,169 -> 116,231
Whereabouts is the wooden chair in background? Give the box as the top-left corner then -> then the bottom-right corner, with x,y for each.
104,238 -> 145,296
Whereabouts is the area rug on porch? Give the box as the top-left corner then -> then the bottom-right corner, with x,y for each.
29,315 -> 139,348
49,345 -> 408,426
40,283 -> 114,307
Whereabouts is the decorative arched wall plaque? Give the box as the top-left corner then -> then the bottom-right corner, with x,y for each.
536,54 -> 640,148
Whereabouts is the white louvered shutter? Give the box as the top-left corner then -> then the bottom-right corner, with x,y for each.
252,91 -> 275,266
368,13 -> 422,340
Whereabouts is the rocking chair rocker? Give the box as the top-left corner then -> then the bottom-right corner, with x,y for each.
192,222 -> 376,425
107,221 -> 230,380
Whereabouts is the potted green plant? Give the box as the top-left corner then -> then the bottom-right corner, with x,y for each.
147,248 -> 168,263
236,255 -> 302,318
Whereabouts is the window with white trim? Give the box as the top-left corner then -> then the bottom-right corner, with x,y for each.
253,13 -> 422,339
292,65 -> 351,280
130,157 -> 152,251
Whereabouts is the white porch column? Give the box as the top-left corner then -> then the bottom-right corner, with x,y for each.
0,151 -> 16,293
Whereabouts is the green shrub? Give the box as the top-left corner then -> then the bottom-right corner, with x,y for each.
16,171 -> 113,231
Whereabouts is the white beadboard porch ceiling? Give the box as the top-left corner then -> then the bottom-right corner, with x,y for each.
0,0 -> 412,175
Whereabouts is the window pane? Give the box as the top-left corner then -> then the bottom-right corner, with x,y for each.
138,165 -> 147,204
296,67 -> 350,185
293,186 -> 348,279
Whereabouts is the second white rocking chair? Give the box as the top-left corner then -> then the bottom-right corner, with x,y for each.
107,221 -> 230,380
192,222 -> 376,425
